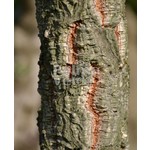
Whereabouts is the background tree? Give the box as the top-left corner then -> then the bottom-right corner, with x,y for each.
35,0 -> 129,149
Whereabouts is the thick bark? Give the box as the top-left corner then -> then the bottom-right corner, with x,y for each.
35,0 -> 129,149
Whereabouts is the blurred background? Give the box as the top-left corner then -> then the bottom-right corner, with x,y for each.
14,0 -> 137,150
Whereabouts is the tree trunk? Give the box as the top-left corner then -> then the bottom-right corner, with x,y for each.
35,0 -> 129,149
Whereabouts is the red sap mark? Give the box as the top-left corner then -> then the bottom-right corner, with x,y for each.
86,64 -> 100,150
67,21 -> 81,78
95,0 -> 105,28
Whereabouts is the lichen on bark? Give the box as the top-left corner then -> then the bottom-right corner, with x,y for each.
35,0 -> 129,149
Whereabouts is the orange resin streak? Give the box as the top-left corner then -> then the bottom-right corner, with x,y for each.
67,22 -> 81,78
86,66 -> 100,150
95,0 -> 105,27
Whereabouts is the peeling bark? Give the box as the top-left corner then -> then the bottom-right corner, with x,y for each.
35,0 -> 129,149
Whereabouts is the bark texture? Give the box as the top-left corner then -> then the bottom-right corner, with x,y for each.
35,0 -> 129,149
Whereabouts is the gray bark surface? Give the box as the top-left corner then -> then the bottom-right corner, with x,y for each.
35,0 -> 129,149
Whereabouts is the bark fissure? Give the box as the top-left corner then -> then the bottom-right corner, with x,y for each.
95,0 -> 105,27
35,0 -> 129,149
86,64 -> 100,150
67,21 -> 81,79
114,18 -> 127,64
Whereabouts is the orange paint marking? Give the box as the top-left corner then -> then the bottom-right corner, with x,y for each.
86,64 -> 100,150
67,21 -> 81,78
95,0 -> 105,28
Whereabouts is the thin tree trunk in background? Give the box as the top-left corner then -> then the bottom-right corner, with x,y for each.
35,0 -> 129,149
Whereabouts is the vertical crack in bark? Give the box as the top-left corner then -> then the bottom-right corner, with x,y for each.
95,0 -> 105,28
67,21 -> 81,78
86,64 -> 100,150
